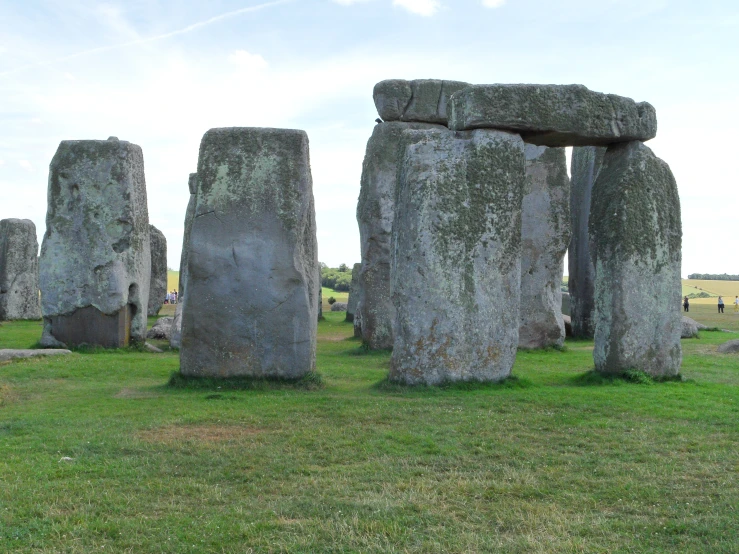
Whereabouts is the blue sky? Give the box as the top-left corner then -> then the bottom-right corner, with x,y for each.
1,0 -> 737,274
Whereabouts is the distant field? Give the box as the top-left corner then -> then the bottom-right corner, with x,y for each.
682,279 -> 739,304
167,270 -> 179,292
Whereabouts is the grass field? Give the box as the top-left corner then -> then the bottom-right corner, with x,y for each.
1,305 -> 738,552
682,279 -> 739,305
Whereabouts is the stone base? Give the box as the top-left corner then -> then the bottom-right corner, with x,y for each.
48,305 -> 133,348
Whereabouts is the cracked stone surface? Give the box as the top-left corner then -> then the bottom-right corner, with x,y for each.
373,79 -> 471,125
39,137 -> 151,347
590,141 -> 682,377
0,218 -> 41,320
390,127 -> 524,385
180,127 -> 318,378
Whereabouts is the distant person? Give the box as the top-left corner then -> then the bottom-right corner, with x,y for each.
735,296 -> 739,313
683,296 -> 690,312
718,296 -> 724,313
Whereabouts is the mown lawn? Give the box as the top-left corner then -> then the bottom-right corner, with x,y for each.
0,311 -> 738,553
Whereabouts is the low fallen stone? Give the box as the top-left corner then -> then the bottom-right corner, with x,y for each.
144,342 -> 163,353
330,302 -> 348,312
146,317 -> 173,340
448,84 -> 657,147
0,349 -> 71,363
681,316 -> 699,339
717,339 -> 739,353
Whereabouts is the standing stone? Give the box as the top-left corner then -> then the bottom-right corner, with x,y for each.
180,128 -> 318,378
147,225 -> 167,316
0,219 -> 41,320
39,138 -> 150,348
561,292 -> 571,317
390,127 -> 525,385
170,173 -> 197,348
345,263 -> 361,323
356,121 -> 443,350
590,141 -> 682,377
519,145 -> 570,348
448,84 -> 657,147
373,79 -> 470,124
568,146 -> 606,338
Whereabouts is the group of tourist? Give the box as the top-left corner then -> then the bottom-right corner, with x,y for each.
683,295 -> 739,313
164,290 -> 179,305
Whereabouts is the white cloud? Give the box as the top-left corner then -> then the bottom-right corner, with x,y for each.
392,0 -> 441,17
229,50 -> 268,72
482,0 -> 506,8
18,160 -> 33,171
0,160 -> 5,166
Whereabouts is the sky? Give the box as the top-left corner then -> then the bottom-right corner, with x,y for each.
0,0 -> 737,276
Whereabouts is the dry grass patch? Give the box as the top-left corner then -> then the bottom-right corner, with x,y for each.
0,383 -> 18,406
137,423 -> 262,445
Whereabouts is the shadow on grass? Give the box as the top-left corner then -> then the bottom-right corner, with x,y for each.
372,375 -> 532,394
166,371 -> 324,391
571,369 -> 688,386
349,344 -> 393,356
518,344 -> 569,353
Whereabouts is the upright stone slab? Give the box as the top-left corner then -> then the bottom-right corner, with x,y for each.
356,121 -> 444,349
147,225 -> 167,316
519,145 -> 570,349
568,146 -> 606,338
448,84 -> 657,147
345,263 -> 361,322
180,128 -> 318,378
0,219 -> 41,320
590,141 -> 682,376
390,127 -> 525,385
39,137 -> 150,347
170,173 -> 197,348
373,79 -> 470,124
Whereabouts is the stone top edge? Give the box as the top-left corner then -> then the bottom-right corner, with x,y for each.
0,217 -> 35,226
202,127 -> 308,136
452,83 -> 653,106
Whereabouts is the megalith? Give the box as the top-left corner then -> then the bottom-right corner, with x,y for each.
170,173 -> 197,348
373,79 -> 470,124
448,84 -> 657,147
519,145 -> 570,349
568,146 -> 606,338
147,225 -> 167,316
590,141 -> 682,377
356,121 -> 444,349
0,218 -> 41,320
180,127 -> 318,378
390,127 -> 524,385
39,137 -> 150,348
345,263 -> 361,323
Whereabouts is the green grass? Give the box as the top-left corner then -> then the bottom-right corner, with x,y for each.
322,286 -> 349,312
1,311 -> 738,552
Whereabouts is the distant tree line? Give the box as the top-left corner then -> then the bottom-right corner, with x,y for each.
321,262 -> 352,292
687,273 -> 739,281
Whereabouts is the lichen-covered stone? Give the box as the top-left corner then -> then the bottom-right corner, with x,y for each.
681,316 -> 699,339
0,349 -> 71,362
147,316 -> 173,340
448,84 -> 657,147
331,302 -> 348,312
180,127 -> 318,378
519,145 -> 570,349
356,121 -> 444,350
568,146 -> 606,338
561,292 -> 571,317
390,127 -> 524,385
0,218 -> 41,320
717,340 -> 739,354
590,141 -> 682,377
345,263 -> 361,322
373,79 -> 470,124
147,224 -> 167,316
39,138 -> 151,347
170,173 -> 197,349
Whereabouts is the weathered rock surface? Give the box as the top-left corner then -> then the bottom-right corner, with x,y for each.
0,349 -> 71,363
345,263 -> 361,322
448,84 -> 657,147
568,146 -> 607,338
147,225 -> 167,316
180,127 -> 318,378
330,302 -> 348,312
519,145 -> 570,349
562,314 -> 573,337
390,127 -> 524,385
356,121 -> 444,350
0,218 -> 41,320
170,173 -> 197,349
39,138 -> 151,348
147,316 -> 173,340
590,141 -> 682,377
681,316 -> 699,339
373,79 -> 470,124
717,339 -> 739,353
561,292 -> 571,317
